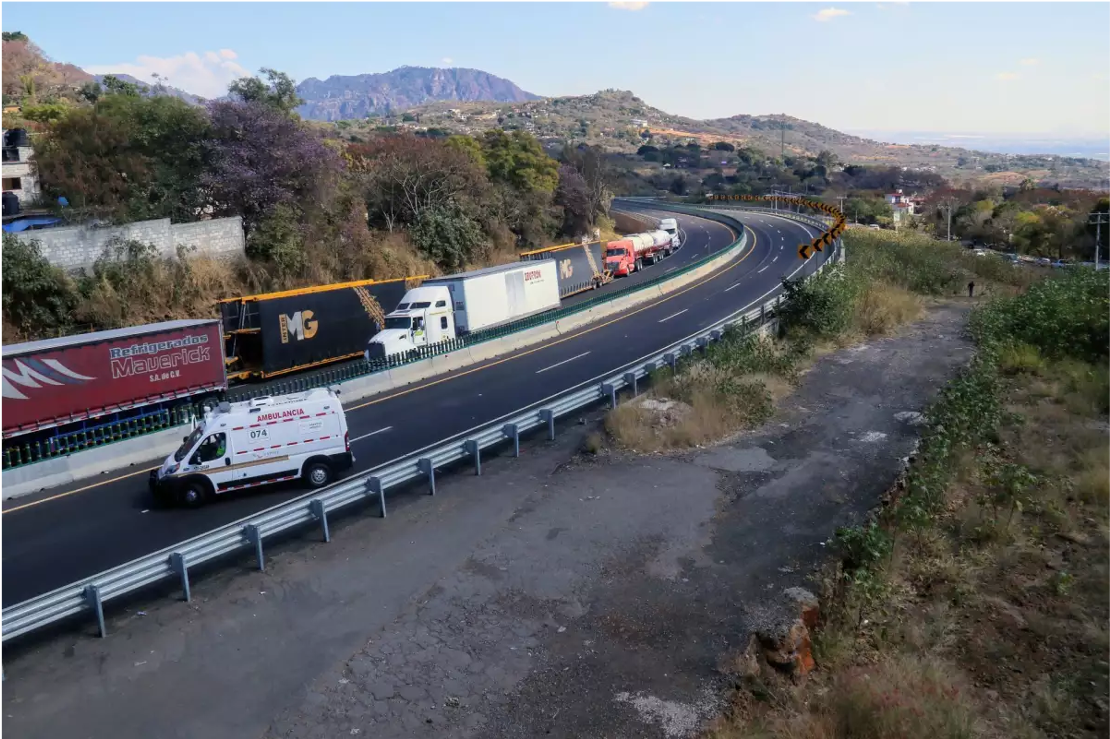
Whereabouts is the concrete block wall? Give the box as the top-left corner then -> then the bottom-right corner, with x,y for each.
14,216 -> 245,272
170,217 -> 246,259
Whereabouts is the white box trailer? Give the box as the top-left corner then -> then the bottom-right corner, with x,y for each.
425,260 -> 561,334
365,260 -> 563,360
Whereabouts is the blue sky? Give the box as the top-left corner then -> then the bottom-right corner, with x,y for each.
4,2 -> 1109,136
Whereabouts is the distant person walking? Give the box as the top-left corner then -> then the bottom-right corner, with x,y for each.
968,281 -> 975,298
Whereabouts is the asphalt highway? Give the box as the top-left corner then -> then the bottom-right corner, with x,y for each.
233,210 -> 700,398
1,209 -> 830,607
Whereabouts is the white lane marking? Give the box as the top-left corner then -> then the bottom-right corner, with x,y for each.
658,309 -> 688,323
725,281 -> 743,292
772,256 -> 778,262
757,266 -> 769,273
351,426 -> 394,443
536,351 -> 591,374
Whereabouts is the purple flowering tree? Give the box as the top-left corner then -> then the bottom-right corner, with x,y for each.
202,100 -> 343,236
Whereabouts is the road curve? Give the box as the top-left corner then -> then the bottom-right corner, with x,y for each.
1,209 -> 830,606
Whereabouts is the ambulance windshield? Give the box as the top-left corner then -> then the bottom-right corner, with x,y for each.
174,426 -> 204,462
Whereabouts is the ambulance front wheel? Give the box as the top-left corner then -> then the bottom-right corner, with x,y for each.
179,481 -> 208,509
304,461 -> 333,489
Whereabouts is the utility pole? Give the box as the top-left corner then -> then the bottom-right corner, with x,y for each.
938,201 -> 956,241
780,113 -> 786,163
1090,211 -> 1108,270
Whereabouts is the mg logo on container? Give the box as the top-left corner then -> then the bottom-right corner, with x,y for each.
279,310 -> 319,343
559,259 -> 574,280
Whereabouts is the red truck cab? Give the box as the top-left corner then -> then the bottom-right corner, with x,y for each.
604,239 -> 639,277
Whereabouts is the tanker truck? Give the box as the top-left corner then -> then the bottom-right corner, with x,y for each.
603,230 -> 677,277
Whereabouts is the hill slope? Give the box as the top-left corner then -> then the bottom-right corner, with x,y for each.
340,90 -> 1104,189
93,74 -> 203,105
295,66 -> 540,122
2,33 -> 92,101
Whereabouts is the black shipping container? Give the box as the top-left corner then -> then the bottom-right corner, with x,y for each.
221,277 -> 418,378
523,241 -> 605,298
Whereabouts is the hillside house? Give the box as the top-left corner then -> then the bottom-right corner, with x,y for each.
1,128 -> 40,214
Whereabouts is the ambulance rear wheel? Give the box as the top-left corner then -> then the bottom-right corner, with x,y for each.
305,461 -> 333,489
178,481 -> 208,509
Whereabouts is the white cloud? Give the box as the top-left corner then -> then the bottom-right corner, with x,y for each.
996,72 -> 1020,81
609,2 -> 649,10
813,8 -> 850,22
1019,57 -> 1040,66
85,49 -> 250,99
441,57 -> 454,65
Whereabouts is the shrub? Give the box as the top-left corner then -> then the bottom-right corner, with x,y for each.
1,234 -> 78,338
410,204 -> 486,271
969,268 -> 1110,364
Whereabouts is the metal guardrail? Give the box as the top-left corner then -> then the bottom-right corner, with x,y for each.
1,207 -> 736,474
1,204 -> 841,643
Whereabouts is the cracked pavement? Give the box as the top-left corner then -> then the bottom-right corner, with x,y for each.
3,304 -> 974,739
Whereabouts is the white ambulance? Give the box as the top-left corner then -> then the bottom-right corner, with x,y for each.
150,387 -> 353,507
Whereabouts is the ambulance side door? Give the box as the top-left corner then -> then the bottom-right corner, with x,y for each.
240,425 -> 272,482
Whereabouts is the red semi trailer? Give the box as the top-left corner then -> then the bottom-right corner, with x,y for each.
2,319 -> 227,439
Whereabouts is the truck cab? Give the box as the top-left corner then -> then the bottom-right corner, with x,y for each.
659,218 -> 681,247
604,240 -> 638,277
365,285 -> 457,361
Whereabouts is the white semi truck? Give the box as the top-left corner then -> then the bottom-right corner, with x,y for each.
365,261 -> 561,361
658,218 -> 681,247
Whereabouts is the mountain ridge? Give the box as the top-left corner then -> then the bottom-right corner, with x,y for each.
294,66 -> 541,122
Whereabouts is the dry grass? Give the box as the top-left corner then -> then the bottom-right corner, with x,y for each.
704,352 -> 1110,739
851,281 -> 923,337
1074,444 -> 1110,504
604,336 -> 797,453
705,656 -> 977,739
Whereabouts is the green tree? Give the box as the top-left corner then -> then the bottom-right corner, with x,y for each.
481,129 -> 559,196
2,31 -> 29,42
1,234 -> 77,338
35,93 -> 212,222
246,203 -> 306,278
100,74 -> 143,97
228,68 -> 303,117
816,149 -> 840,172
410,204 -> 485,270
20,100 -> 70,125
444,134 -> 486,170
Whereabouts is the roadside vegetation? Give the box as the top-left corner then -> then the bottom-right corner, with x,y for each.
603,228 -> 1043,453
2,42 -> 616,344
694,252 -> 1109,737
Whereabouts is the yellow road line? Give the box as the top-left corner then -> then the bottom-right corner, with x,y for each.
4,465 -> 162,514
4,216 -> 756,513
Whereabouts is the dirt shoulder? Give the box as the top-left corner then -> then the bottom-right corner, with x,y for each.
1,304 -> 973,739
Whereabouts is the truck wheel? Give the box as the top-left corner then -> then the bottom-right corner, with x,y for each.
178,481 -> 208,509
304,461 -> 333,489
